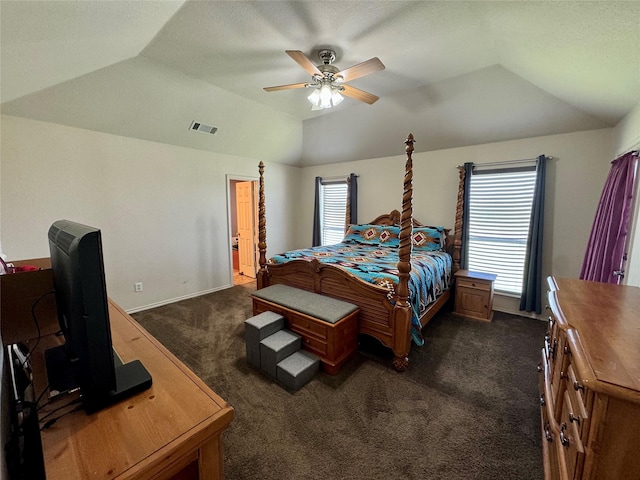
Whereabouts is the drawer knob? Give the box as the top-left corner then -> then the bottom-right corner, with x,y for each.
537,363 -> 543,373
544,422 -> 553,442
569,413 -> 581,426
539,394 -> 545,406
573,381 -> 585,392
560,423 -> 570,447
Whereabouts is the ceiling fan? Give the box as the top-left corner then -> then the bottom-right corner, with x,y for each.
263,49 -> 385,110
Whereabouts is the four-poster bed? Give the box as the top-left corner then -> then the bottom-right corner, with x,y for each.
256,134 -> 462,371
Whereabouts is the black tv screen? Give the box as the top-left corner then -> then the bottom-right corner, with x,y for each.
47,220 -> 151,413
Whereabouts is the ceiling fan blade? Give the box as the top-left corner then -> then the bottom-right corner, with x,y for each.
341,85 -> 380,105
286,50 -> 322,76
336,57 -> 385,82
263,82 -> 309,92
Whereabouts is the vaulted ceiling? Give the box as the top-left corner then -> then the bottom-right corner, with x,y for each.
2,1 -> 639,166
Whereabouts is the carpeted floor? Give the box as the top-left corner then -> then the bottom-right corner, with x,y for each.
132,283 -> 546,480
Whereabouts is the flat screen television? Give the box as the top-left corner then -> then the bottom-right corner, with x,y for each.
46,220 -> 152,414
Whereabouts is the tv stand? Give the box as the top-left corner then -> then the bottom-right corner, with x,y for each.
2,262 -> 234,480
85,359 -> 152,413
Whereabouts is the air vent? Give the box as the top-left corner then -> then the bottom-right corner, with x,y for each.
189,121 -> 218,135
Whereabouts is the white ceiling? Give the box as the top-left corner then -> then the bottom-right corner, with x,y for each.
1,1 -> 639,165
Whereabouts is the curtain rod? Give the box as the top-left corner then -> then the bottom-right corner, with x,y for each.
320,174 -> 358,181
456,155 -> 551,168
616,136 -> 640,157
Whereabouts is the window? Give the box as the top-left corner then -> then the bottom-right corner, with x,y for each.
467,167 -> 536,295
319,180 -> 348,245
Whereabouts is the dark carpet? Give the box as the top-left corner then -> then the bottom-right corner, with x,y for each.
132,283 -> 546,480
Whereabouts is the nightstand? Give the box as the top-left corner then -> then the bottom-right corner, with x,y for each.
454,269 -> 497,321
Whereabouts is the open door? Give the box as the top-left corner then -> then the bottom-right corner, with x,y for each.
235,181 -> 257,278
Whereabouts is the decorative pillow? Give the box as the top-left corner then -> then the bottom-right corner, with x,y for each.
377,225 -> 400,247
343,224 -> 382,245
411,226 -> 446,251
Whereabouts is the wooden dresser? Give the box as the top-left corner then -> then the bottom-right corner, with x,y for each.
539,277 -> 640,480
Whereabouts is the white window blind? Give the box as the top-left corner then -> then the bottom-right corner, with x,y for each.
467,167 -> 536,295
320,181 -> 348,245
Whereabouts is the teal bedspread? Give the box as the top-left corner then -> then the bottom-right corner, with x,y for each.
269,243 -> 452,345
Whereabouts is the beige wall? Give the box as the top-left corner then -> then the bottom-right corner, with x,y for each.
1,111 -> 635,313
295,128 -> 613,315
0,114 -> 300,311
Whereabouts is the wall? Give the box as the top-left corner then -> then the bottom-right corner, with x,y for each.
295,128 -> 613,315
612,102 -> 640,287
0,115 -> 300,311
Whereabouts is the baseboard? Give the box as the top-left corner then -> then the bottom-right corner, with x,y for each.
493,293 -> 545,321
126,284 -> 233,314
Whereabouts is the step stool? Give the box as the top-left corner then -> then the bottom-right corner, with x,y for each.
244,311 -> 285,368
277,350 -> 320,391
260,330 -> 301,379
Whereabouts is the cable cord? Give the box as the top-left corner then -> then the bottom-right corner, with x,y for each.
39,398 -> 82,423
23,291 -> 55,368
40,404 -> 83,431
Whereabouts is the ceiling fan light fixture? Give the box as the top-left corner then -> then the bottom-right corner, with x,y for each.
307,88 -> 321,105
331,89 -> 344,106
319,84 -> 333,108
307,82 -> 344,110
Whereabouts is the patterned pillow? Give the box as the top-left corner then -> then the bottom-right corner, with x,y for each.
377,225 -> 400,247
411,226 -> 446,251
343,224 -> 382,245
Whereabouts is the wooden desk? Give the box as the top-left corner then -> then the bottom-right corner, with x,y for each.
2,266 -> 234,480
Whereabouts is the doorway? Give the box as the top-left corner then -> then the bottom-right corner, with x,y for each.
228,176 -> 259,286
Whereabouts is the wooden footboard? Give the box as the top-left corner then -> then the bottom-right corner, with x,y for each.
261,259 -> 396,345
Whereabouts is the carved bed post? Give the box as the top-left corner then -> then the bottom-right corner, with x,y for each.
452,166 -> 465,273
392,133 -> 415,372
257,161 -> 268,289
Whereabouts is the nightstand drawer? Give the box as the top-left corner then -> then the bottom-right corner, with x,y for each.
457,277 -> 492,291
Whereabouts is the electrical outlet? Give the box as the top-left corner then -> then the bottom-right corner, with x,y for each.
134,282 -> 143,292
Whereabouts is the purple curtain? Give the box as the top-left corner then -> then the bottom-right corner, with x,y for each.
580,151 -> 638,283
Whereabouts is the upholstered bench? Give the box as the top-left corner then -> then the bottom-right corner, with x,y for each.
251,284 -> 360,375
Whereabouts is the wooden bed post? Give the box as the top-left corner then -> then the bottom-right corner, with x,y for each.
257,161 -> 268,289
452,166 -> 464,273
392,133 -> 415,372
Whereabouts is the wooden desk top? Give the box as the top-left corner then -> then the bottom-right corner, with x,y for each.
39,300 -> 234,479
548,277 -> 640,400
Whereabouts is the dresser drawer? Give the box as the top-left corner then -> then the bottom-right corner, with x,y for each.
566,365 -> 589,422
559,390 -> 585,479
